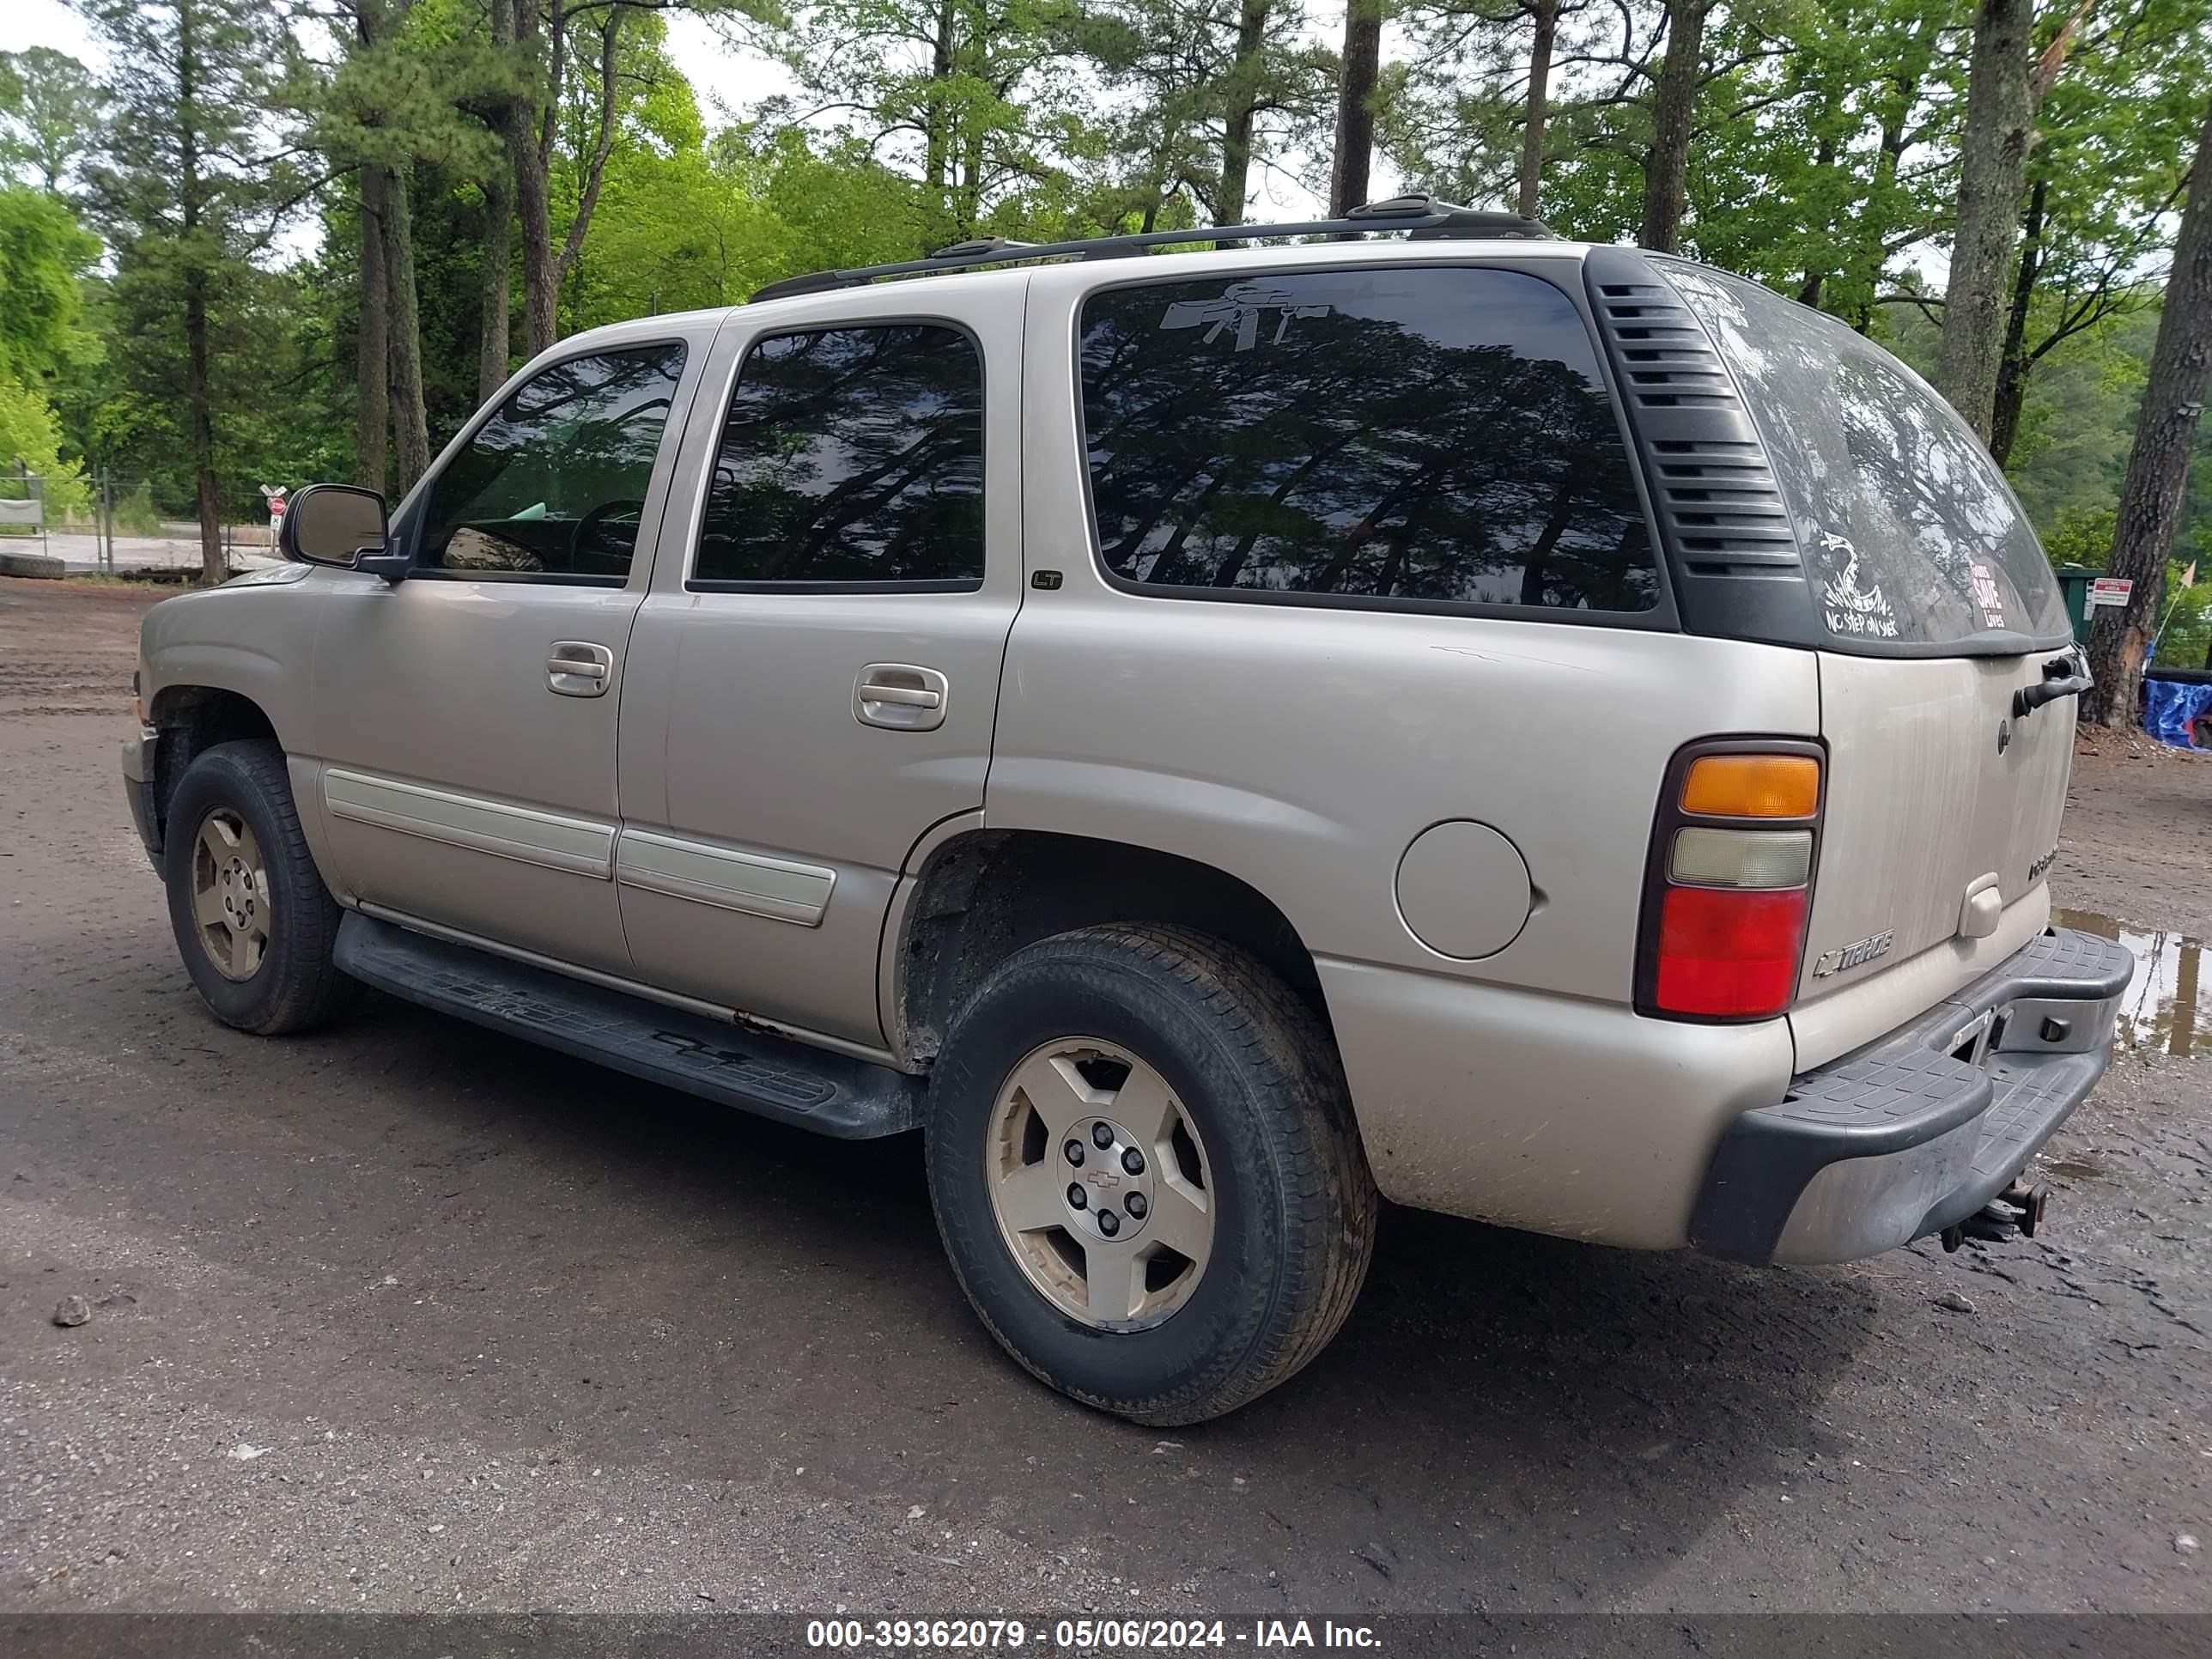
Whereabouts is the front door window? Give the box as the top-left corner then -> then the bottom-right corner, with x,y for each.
416,343 -> 687,582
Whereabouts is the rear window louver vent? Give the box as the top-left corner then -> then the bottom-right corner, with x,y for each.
1589,277 -> 1799,572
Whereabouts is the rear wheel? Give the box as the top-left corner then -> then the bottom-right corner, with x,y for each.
926,924 -> 1376,1425
162,739 -> 356,1035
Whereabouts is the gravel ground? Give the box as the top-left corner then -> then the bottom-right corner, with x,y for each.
1,578 -> 2206,1619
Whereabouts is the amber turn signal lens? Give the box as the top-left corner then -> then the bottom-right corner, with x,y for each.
1680,754 -> 1820,820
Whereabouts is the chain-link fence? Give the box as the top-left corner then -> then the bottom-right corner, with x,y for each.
0,470 -> 289,578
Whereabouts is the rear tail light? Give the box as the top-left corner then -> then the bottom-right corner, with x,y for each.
1638,741 -> 1823,1021
1679,753 -> 1820,819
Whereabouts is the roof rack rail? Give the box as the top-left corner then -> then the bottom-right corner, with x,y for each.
747,192 -> 1556,304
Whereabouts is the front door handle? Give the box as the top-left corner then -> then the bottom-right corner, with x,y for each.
548,641 -> 615,698
855,664 -> 949,731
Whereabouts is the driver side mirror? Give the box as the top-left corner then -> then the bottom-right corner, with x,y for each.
279,483 -> 411,581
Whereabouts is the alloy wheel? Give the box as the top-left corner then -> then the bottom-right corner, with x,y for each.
190,807 -> 270,981
985,1037 -> 1215,1330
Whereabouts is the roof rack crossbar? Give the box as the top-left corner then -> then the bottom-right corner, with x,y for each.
747,194 -> 1556,304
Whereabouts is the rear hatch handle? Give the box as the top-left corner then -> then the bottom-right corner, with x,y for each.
2014,650 -> 2093,719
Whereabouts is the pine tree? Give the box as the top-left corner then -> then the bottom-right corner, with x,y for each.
1935,0 -> 2033,435
77,0 -> 295,584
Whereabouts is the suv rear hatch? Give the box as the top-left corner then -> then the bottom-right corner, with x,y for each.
1650,263 -> 2081,1067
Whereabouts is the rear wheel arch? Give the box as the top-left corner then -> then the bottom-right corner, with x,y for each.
889,829 -> 1333,1069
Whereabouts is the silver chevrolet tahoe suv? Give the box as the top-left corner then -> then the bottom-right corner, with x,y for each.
122,198 -> 2132,1425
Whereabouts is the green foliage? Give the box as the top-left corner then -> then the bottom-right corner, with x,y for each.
0,185 -> 99,512
0,47 -> 109,192
2021,0 -> 2211,343
784,0 -> 1093,246
1075,0 -> 1334,228
18,0 -> 2208,585
0,374 -> 88,514
112,478 -> 162,535
304,0 -> 503,182
0,186 -> 99,382
2043,505 -> 2117,568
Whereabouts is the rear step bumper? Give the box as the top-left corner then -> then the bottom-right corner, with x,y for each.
1690,928 -> 2133,1266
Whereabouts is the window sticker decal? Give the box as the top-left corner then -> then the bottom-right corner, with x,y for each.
1818,531 -> 1899,639
1970,560 -> 2007,629
1159,283 -> 1334,353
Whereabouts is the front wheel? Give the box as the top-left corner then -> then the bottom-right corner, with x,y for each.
162,739 -> 356,1036
925,924 -> 1376,1425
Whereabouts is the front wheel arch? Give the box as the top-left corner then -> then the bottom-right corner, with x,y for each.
147,684 -> 281,846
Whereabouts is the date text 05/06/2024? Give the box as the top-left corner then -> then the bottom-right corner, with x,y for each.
805,1619 -> 1382,1650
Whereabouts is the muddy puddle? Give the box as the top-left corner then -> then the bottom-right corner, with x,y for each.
2055,907 -> 2212,1057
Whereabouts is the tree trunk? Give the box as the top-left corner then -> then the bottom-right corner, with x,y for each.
477,169 -> 513,405
356,165 -> 391,492
185,270 -> 222,584
2084,95 -> 2212,727
1988,176 -> 2048,468
382,165 -> 431,490
512,124 -> 556,356
175,0 -> 222,585
550,12 -> 624,289
1638,0 -> 1706,253
1216,0 -> 1270,227
1936,0 -> 2033,439
924,0 -> 955,201
956,113 -> 986,238
1328,0 -> 1383,217
1516,0 -> 1556,221
1849,14 -> 1943,327
497,0 -> 558,359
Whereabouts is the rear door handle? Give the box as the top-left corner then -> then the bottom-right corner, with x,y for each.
2014,653 -> 2093,718
855,664 -> 949,731
548,641 -> 615,697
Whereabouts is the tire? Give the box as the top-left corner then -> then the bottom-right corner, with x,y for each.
925,924 -> 1377,1425
0,549 -> 65,580
162,738 -> 356,1036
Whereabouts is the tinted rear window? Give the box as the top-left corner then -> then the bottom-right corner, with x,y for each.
694,324 -> 984,588
1078,266 -> 1659,612
1658,261 -> 2067,648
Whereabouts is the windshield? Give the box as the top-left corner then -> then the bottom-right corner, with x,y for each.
1657,260 -> 2069,651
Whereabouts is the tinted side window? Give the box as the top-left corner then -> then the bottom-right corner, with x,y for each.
419,344 -> 685,580
695,325 -> 985,588
1078,267 -> 1657,611
1659,261 -> 2069,648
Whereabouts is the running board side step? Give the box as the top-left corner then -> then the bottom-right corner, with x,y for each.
333,913 -> 922,1139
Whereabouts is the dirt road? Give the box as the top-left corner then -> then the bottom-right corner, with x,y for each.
2,580 -> 2205,1616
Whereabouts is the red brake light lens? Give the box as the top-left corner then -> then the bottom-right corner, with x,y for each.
1640,742 -> 1822,1021
1653,886 -> 1808,1018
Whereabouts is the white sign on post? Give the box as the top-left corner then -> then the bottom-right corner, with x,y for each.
2087,576 -> 2134,609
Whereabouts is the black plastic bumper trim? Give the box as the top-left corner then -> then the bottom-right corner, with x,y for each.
1691,927 -> 2132,1264
121,732 -> 162,871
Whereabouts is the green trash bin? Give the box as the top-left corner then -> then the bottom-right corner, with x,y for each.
2054,564 -> 2103,647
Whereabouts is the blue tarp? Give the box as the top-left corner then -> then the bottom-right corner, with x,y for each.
2144,678 -> 2212,747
